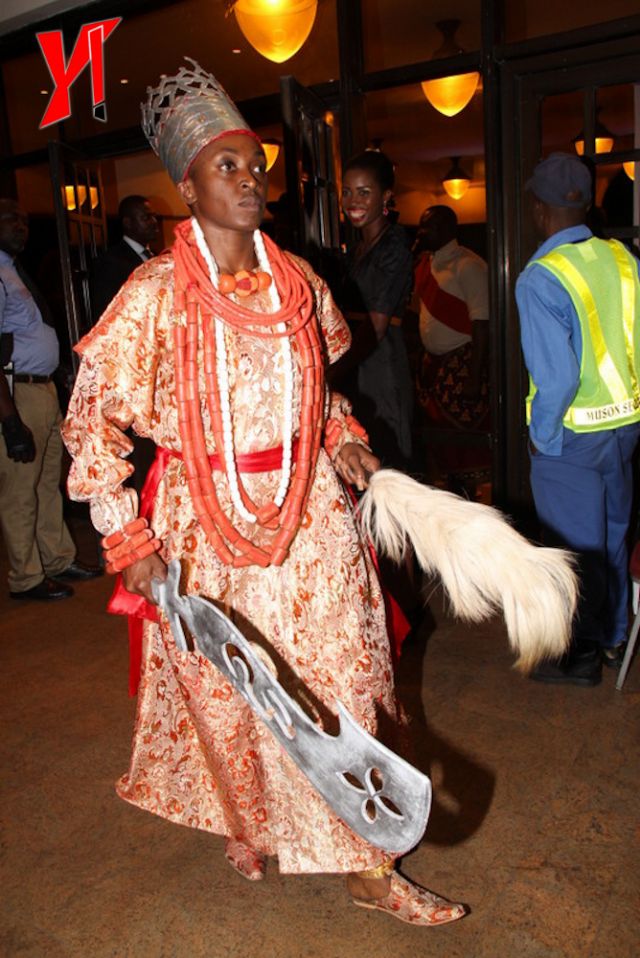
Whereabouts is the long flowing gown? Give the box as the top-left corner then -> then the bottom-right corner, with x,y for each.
62,231 -> 398,874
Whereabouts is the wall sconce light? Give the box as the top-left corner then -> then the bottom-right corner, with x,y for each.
623,161 -> 636,181
229,0 -> 318,64
262,139 -> 281,171
421,20 -> 479,118
62,185 -> 89,211
442,157 -> 471,200
573,114 -> 614,156
63,184 -> 98,211
63,185 -> 76,211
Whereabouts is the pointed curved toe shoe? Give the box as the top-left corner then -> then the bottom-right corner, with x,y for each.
224,838 -> 266,881
10,577 -> 74,601
352,873 -> 468,926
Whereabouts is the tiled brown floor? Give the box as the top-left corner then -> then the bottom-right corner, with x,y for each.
2,513 -> 638,958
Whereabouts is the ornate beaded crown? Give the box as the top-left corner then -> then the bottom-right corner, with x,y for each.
141,58 -> 255,184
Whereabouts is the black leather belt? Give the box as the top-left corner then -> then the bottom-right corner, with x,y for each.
14,373 -> 53,384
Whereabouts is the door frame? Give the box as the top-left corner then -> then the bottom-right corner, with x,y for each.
49,142 -> 108,372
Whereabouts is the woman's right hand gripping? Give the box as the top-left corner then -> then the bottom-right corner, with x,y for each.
122,553 -> 168,604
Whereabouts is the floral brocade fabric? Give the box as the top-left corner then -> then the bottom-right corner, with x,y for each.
62,236 -> 398,874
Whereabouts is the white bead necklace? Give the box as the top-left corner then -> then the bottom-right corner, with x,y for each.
191,218 -> 294,524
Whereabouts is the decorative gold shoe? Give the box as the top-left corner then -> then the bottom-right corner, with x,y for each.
352,872 -> 467,926
224,838 -> 266,881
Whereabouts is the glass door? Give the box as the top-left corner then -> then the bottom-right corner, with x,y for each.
280,74 -> 341,271
498,33 -> 639,511
49,142 -> 108,373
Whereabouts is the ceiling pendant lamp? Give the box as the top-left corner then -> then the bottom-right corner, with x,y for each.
262,138 -> 281,171
623,161 -> 635,181
573,114 -> 614,156
421,20 -> 479,118
230,0 -> 318,64
442,157 -> 471,200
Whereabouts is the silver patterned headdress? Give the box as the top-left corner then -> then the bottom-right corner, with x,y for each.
141,58 -> 257,184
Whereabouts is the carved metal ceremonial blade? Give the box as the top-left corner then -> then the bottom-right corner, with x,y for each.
152,560 -> 431,854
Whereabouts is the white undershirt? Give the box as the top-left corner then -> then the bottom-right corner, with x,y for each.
123,235 -> 148,261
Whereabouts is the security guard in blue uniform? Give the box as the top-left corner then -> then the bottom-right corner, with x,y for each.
516,154 -> 640,686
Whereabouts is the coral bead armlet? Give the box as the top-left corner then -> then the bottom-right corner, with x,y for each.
101,517 -> 162,574
324,415 -> 370,462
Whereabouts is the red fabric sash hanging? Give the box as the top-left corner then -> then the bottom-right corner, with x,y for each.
414,255 -> 472,337
344,485 -> 411,663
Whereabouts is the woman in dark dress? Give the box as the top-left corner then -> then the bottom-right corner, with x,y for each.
336,151 -> 414,469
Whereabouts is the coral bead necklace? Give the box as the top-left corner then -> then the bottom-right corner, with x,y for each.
171,218 -> 325,568
218,268 -> 272,297
192,218 -> 293,521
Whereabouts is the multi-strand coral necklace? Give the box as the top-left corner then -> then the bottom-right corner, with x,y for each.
172,218 -> 325,568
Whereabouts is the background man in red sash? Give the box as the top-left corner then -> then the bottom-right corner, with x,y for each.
413,205 -> 490,493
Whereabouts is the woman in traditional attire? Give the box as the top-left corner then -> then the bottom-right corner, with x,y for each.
61,59 -> 465,927
334,151 -> 414,470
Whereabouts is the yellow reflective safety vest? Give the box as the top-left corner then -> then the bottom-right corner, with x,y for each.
525,237 -> 640,432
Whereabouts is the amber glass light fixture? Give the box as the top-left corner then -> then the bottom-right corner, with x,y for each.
573,114 -> 614,156
62,185 -> 89,211
623,161 -> 636,181
262,139 -> 281,171
421,20 -> 479,118
230,0 -> 318,63
442,157 -> 471,200
63,183 -> 99,212
63,185 -> 76,211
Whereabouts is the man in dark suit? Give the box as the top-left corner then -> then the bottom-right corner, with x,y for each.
90,195 -> 160,321
90,195 -> 160,491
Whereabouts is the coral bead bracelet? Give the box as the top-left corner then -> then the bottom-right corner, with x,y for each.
101,517 -> 162,574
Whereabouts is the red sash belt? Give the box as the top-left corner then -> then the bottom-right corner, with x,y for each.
109,438 -> 408,695
108,440 -> 298,695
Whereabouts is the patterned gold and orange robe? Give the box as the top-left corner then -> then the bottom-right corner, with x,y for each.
62,236 -> 398,874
